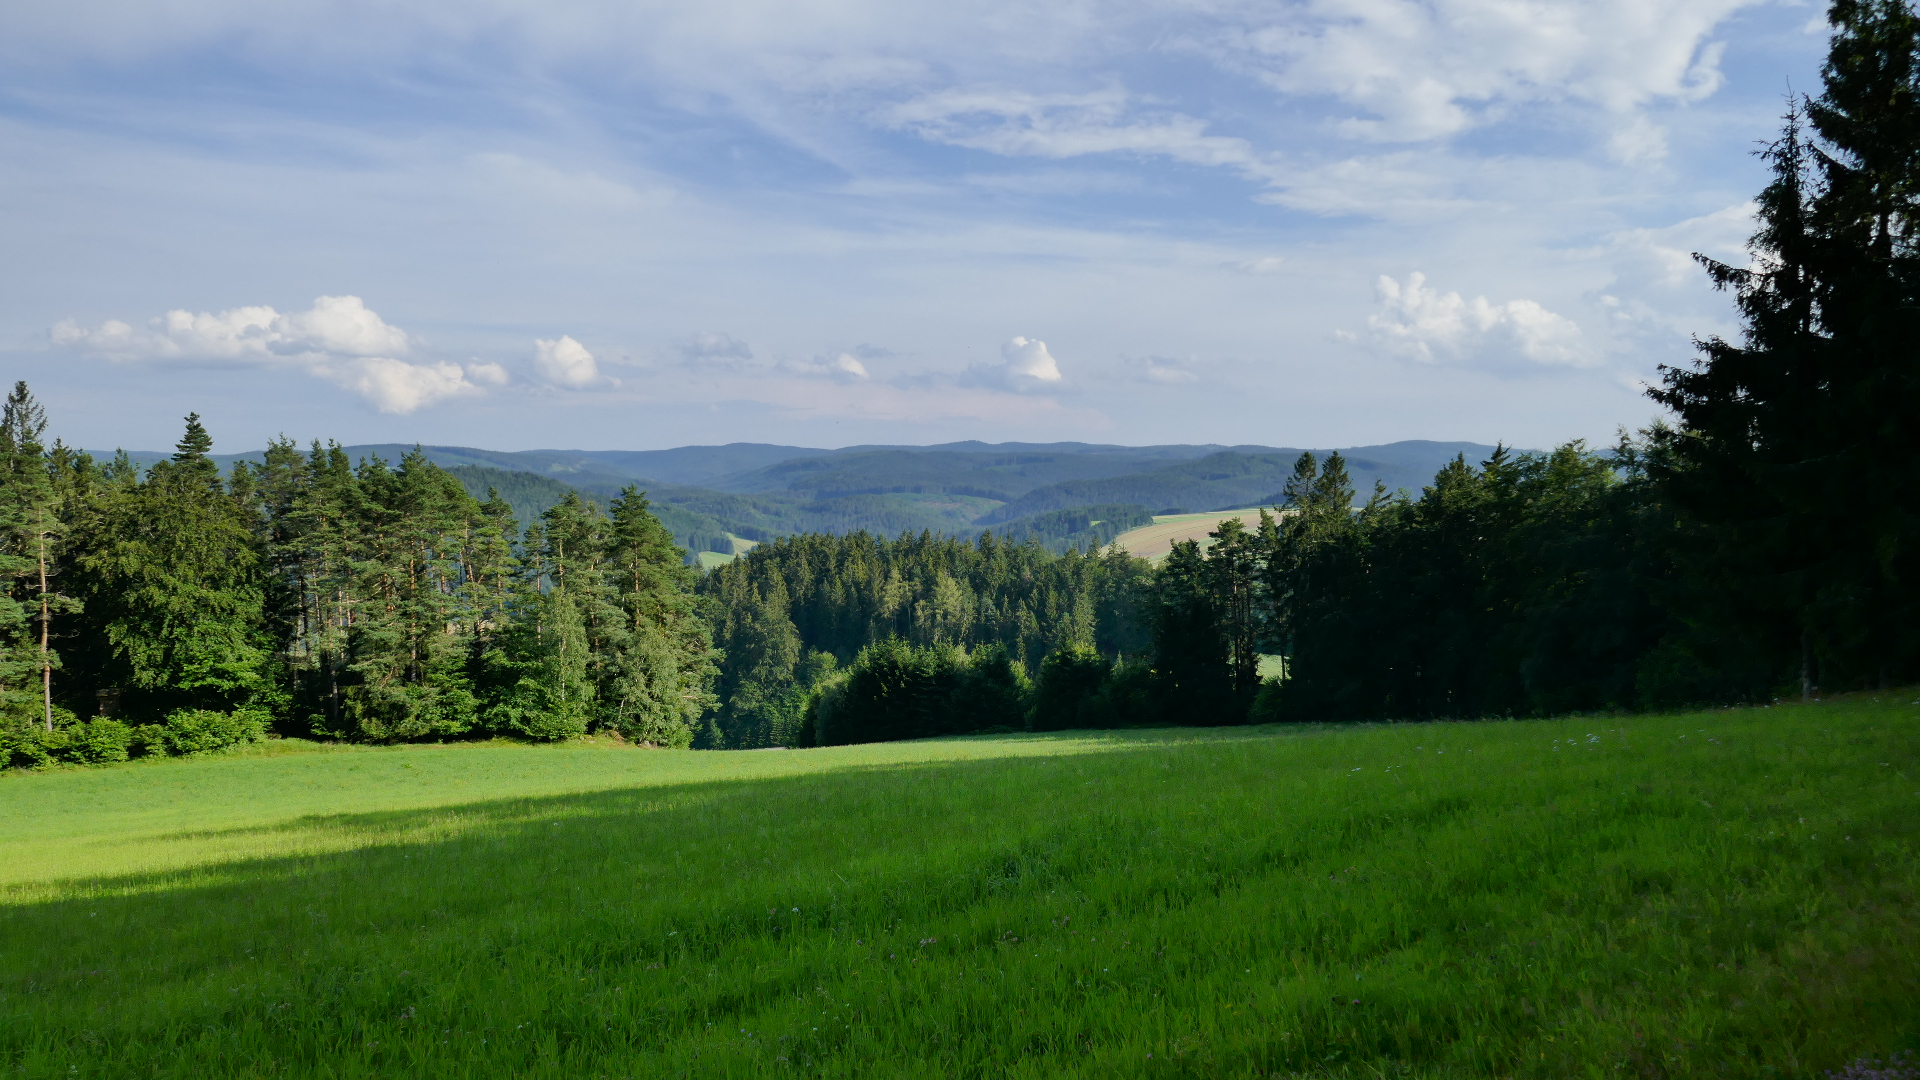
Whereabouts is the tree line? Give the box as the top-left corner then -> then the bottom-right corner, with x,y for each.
0,410 -> 716,766
696,0 -> 1920,744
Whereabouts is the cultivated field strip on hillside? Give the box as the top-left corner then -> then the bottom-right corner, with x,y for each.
1113,509 -> 1280,560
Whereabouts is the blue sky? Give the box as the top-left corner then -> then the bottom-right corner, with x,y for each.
0,0 -> 1826,453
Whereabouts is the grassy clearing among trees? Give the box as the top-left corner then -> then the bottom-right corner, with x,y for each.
4,694 -> 1914,1077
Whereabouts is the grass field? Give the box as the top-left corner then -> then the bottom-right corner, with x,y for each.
2,696 -> 1916,1078
1113,510 -> 1275,562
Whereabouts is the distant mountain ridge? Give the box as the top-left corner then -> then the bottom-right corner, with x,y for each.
101,439 -> 1506,559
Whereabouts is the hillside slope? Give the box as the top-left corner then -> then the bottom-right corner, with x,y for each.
4,695 -> 1913,1077
101,439 -> 1502,548
984,442 -> 1494,521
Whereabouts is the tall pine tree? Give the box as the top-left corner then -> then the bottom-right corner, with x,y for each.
1652,0 -> 1920,692
0,383 -> 71,728
82,415 -> 267,714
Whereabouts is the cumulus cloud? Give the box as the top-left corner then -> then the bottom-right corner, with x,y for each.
1365,272 -> 1594,368
270,294 -> 412,356
50,296 -> 491,413
51,295 -> 410,362
465,361 -> 511,386
534,334 -> 601,387
963,336 -> 1066,391
314,358 -> 484,414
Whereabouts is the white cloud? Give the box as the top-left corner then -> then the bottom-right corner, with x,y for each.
313,357 -> 484,415
1365,272 -> 1594,368
534,334 -> 601,387
1212,0 -> 1756,142
50,295 -> 490,413
1608,116 -> 1671,165
780,353 -> 870,382
50,295 -> 411,362
1003,337 -> 1062,381
963,335 -> 1066,391
465,361 -> 511,386
270,294 -> 412,356
1253,151 -> 1482,219
1585,202 -> 1755,345
884,88 -> 1280,182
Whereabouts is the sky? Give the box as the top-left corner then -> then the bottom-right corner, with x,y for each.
0,0 -> 1828,454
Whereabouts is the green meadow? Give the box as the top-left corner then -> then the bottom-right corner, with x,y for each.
3,697 -> 1916,1078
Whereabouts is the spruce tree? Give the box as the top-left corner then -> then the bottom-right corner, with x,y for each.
338,451 -> 482,739
1652,0 -> 1920,690
0,383 -> 69,728
600,487 -> 716,747
1148,539 -> 1235,725
83,414 -> 267,715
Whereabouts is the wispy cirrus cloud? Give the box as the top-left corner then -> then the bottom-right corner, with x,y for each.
884,87 -> 1281,182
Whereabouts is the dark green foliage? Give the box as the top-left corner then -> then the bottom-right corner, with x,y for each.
1031,643 -> 1109,730
79,415 -> 269,717
109,441 -> 1508,556
979,447 -> 1480,522
0,706 -> 234,767
1147,539 -> 1244,725
1648,0 -> 1920,693
699,530 -> 1150,747
807,638 -> 1032,745
1264,443 -> 1675,719
810,638 -> 965,745
148,707 -> 270,755
0,399 -> 717,765
446,466 -> 736,559
0,382 -> 67,730
63,717 -> 133,763
477,488 -> 718,747
947,642 -> 1030,732
990,504 -> 1154,554
0,704 -> 86,767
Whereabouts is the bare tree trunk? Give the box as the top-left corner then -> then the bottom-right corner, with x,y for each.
38,522 -> 52,731
1800,626 -> 1814,703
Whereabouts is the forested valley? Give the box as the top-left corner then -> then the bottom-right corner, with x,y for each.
5,0 -> 1918,766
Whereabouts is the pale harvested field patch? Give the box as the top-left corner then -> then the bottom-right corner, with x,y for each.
1112,508 -> 1281,560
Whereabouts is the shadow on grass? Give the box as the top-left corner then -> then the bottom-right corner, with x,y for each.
0,730 -> 1266,909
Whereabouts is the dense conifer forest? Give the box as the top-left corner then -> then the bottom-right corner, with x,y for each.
3,0 -> 1916,766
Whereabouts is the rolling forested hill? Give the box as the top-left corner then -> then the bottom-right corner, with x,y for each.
442,466 -> 739,556
106,438 -> 1501,558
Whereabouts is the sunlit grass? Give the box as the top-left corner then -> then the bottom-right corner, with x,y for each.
0,729 -> 1178,890
2,696 -> 1915,1077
